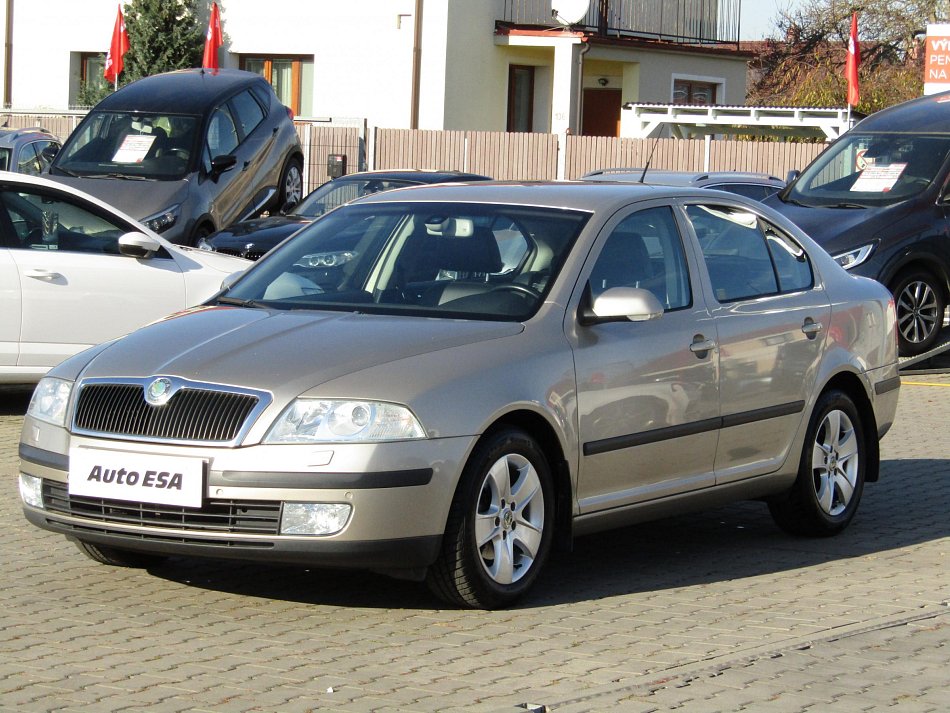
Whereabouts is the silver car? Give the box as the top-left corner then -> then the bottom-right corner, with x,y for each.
19,182 -> 901,609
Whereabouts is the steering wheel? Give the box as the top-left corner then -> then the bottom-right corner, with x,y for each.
489,283 -> 541,299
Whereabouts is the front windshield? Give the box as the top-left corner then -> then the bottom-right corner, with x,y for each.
292,178 -> 419,218
784,133 -> 950,208
53,111 -> 199,180
222,202 -> 590,321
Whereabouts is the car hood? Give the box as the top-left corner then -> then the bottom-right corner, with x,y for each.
208,214 -> 311,250
76,306 -> 524,397
45,174 -> 189,221
766,195 -> 915,255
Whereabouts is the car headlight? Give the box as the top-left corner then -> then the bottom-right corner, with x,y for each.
264,399 -> 425,443
27,377 -> 73,427
143,204 -> 181,234
294,251 -> 356,268
833,243 -> 875,270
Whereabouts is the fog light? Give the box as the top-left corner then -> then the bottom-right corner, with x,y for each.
19,474 -> 43,508
281,503 -> 351,535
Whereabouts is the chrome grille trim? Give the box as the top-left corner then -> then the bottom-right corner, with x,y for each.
72,377 -> 272,446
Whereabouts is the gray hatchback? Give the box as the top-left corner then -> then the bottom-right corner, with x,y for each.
19,182 -> 900,609
46,69 -> 303,245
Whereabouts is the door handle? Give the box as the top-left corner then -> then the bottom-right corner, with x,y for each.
689,335 -> 716,357
802,318 -> 823,339
24,268 -> 62,281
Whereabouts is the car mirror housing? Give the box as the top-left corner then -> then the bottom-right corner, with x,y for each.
118,231 -> 162,259
579,286 -> 665,326
210,154 -> 238,178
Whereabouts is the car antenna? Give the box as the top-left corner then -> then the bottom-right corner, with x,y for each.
638,133 -> 662,183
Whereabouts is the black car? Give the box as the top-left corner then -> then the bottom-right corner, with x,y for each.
45,69 -> 304,245
0,127 -> 61,175
199,169 -> 491,259
766,92 -> 950,357
582,169 -> 785,201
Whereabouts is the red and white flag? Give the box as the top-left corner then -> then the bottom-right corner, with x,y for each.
103,4 -> 130,86
202,2 -> 223,70
845,12 -> 860,106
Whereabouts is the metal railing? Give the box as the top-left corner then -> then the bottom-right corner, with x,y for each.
501,0 -> 740,45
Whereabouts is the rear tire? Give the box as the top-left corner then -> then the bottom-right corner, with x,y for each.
74,540 -> 167,568
426,428 -> 554,609
769,390 -> 866,537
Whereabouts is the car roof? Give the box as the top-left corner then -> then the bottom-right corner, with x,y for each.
582,168 -> 784,186
351,179 -> 745,213
0,127 -> 57,147
93,69 -> 269,115
331,169 -> 492,184
855,90 -> 950,134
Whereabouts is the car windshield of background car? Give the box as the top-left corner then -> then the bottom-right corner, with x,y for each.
221,202 -> 590,321
0,148 -> 9,171
292,179 -> 420,218
784,133 -> 950,208
53,112 -> 199,180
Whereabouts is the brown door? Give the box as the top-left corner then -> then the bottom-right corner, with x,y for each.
582,89 -> 622,137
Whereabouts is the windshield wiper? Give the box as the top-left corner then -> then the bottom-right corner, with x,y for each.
216,296 -> 269,309
52,166 -> 82,177
84,172 -> 154,181
827,202 -> 867,209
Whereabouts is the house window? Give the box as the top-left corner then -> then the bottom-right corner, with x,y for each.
241,56 -> 313,117
673,79 -> 717,105
507,65 -> 535,133
81,53 -> 108,91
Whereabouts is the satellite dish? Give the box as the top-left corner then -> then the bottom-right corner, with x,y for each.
552,0 -> 590,26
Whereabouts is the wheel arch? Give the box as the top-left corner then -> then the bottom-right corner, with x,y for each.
818,371 -> 880,483
481,409 -> 574,553
881,254 -> 950,302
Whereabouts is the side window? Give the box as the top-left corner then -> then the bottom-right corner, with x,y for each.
0,190 -> 131,254
17,143 -> 43,175
207,106 -> 239,158
589,206 -> 691,310
229,90 -> 265,139
765,226 -> 813,292
687,204 -> 811,302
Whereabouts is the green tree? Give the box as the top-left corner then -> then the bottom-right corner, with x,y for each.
122,0 -> 206,83
748,1 -> 942,113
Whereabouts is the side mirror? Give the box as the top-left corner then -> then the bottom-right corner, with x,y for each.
220,270 -> 244,292
118,231 -> 161,259
210,154 -> 238,179
785,169 -> 800,184
41,144 -> 60,163
579,286 -> 664,326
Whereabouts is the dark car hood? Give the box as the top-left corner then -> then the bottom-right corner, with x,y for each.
207,214 -> 310,251
765,195 -> 919,255
77,306 -> 523,398
44,173 -> 190,222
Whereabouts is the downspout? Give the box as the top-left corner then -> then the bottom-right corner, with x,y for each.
575,38 -> 590,134
409,0 -> 423,129
4,0 -> 12,108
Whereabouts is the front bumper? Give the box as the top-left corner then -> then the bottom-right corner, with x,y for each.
19,428 -> 474,572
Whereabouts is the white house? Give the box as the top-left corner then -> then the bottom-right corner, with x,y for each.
0,0 -> 750,136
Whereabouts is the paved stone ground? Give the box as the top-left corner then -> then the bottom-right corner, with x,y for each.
0,375 -> 947,713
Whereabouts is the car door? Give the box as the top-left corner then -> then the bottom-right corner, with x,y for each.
683,202 -> 831,483
569,204 -> 721,514
0,185 -> 187,369
0,246 -> 20,367
202,89 -> 273,228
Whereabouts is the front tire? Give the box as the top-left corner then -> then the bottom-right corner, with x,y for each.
769,390 -> 866,537
427,428 -> 554,609
891,269 -> 946,356
74,540 -> 167,568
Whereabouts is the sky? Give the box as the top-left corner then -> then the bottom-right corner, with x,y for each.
740,0 -> 808,40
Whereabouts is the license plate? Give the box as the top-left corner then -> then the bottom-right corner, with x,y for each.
68,447 -> 204,508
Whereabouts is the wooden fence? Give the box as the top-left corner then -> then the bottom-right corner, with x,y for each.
3,110 -> 828,187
